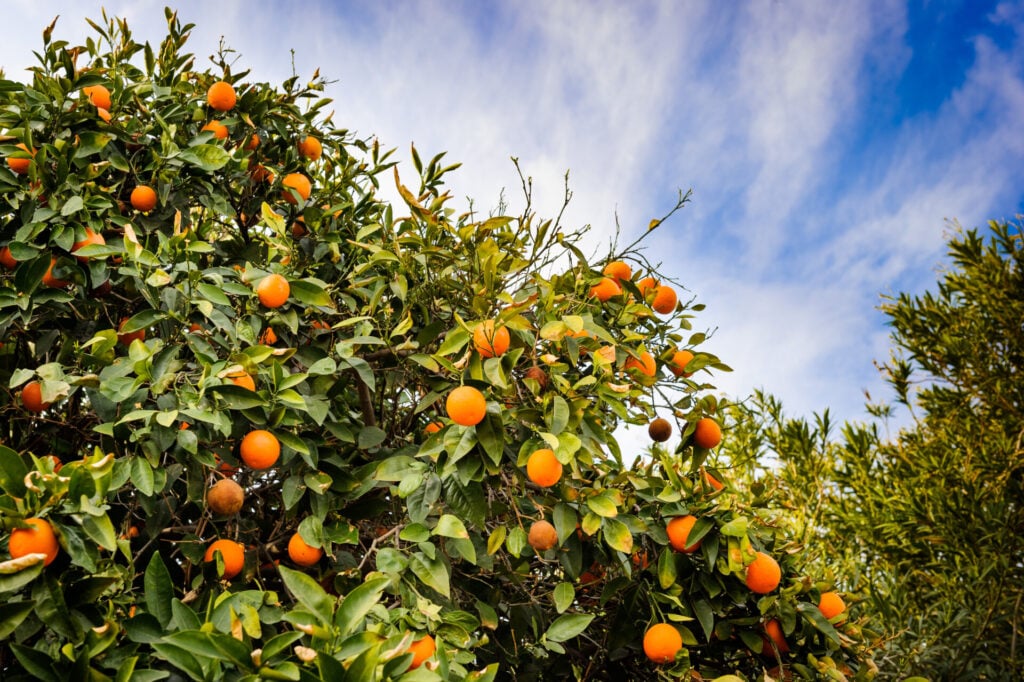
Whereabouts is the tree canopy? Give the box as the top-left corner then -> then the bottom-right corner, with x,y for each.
0,9 -> 871,682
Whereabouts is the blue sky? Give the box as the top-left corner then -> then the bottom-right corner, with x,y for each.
3,1 -> 1022,427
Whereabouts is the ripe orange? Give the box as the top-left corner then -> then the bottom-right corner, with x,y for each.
668,349 -> 695,378
71,228 -> 105,262
288,532 -> 325,567
97,107 -> 112,123
8,517 -> 60,566
693,417 -> 722,449
445,386 -> 487,426
256,273 -> 290,308
642,623 -> 682,664
703,470 -> 725,491
818,591 -> 847,621
602,260 -> 632,282
7,143 -> 34,174
637,276 -> 657,299
666,515 -> 702,553
42,257 -> 69,288
207,80 -> 237,112
528,520 -> 558,551
229,372 -> 256,391
83,84 -> 111,109
207,478 -> 244,515
408,634 -> 436,669
762,619 -> 790,655
260,327 -> 278,345
424,421 -> 444,434
590,276 -> 621,302
651,285 -> 678,314
245,133 -> 260,150
624,350 -> 656,377
117,318 -> 145,346
202,120 -> 229,140
21,381 -> 49,412
249,163 -> 274,183
282,172 -> 312,204
298,135 -> 323,161
204,539 -> 244,579
746,551 -> 782,594
526,448 -> 563,487
648,418 -> 672,442
472,319 -> 510,358
240,429 -> 280,469
130,185 -> 158,212
0,246 -> 17,270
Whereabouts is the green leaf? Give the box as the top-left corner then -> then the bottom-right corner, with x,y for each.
545,613 -> 594,643
11,644 -> 59,682
278,565 -> 333,626
336,576 -> 389,637
553,583 -> 574,614
60,196 -> 84,216
602,517 -> 633,553
163,630 -> 252,669
0,445 -> 28,496
547,395 -> 570,435
586,491 -> 619,518
657,548 -> 677,590
692,598 -> 714,641
0,600 -> 35,638
409,551 -> 450,598
81,513 -> 118,551
0,556 -> 44,593
74,132 -> 113,158
131,457 -> 155,496
434,514 -> 470,540
290,279 -> 333,307
178,144 -> 230,171
144,553 -> 173,629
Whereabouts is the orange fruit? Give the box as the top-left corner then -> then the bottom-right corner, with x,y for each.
260,327 -> 278,345
202,120 -> 229,140
42,256 -> 69,288
642,623 -> 682,664
595,345 -> 617,365
818,591 -> 847,621
527,520 -> 558,551
249,163 -> 274,183
408,634 -> 436,669
97,107 -> 112,123
692,418 -> 722,449
71,228 -> 105,262
298,135 -> 323,161
282,172 -> 312,204
245,133 -> 260,150
207,478 -> 244,515
83,84 -> 111,109
0,246 -> 18,270
256,273 -> 290,308
666,515 -> 702,553
117,318 -> 145,346
590,276 -> 621,302
703,470 -> 725,491
424,421 -> 444,434
624,350 -> 656,377
648,418 -> 672,442
472,319 -> 510,358
746,551 -> 782,594
651,285 -> 678,314
8,517 -> 60,566
524,366 -> 548,389
445,386 -> 487,426
229,372 -> 256,391
7,143 -> 34,174
207,80 -> 237,112
240,429 -> 280,469
526,448 -> 562,487
668,349 -> 695,378
288,532 -> 324,567
204,539 -> 244,579
602,260 -> 631,282
761,619 -> 790,655
637,276 -> 657,299
44,454 -> 63,473
130,185 -> 158,212
21,381 -> 49,413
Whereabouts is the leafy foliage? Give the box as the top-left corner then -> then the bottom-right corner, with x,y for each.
722,221 -> 1024,680
0,9 -> 870,681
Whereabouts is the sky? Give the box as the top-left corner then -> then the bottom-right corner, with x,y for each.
2,0 -> 1022,428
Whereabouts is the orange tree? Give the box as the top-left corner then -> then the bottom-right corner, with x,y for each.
0,10 -> 871,681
